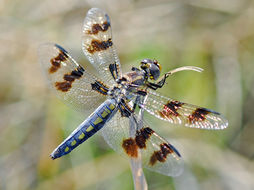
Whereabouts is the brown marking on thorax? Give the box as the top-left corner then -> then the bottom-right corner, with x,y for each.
123,71 -> 145,86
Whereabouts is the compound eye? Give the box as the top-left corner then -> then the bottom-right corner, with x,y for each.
149,61 -> 161,80
141,58 -> 153,64
140,59 -> 152,69
153,59 -> 161,71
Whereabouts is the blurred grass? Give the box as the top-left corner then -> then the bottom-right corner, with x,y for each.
1,0 -> 254,190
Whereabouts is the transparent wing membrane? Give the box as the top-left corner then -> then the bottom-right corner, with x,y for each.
82,8 -> 121,85
38,43 -> 106,112
142,90 -> 228,130
101,111 -> 183,176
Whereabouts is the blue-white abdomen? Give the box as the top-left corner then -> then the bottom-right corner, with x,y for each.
50,98 -> 117,159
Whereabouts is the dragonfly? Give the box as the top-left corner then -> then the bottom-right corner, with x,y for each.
38,8 -> 228,177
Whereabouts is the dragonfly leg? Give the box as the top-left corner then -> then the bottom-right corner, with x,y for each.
147,74 -> 168,90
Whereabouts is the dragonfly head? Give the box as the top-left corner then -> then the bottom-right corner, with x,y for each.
140,59 -> 161,80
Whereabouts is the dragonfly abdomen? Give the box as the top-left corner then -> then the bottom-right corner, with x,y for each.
50,98 -> 117,159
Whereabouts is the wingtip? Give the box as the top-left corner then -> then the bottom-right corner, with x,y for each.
217,114 -> 229,130
222,120 -> 229,129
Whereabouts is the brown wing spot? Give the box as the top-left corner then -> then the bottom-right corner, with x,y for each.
135,127 -> 154,149
188,108 -> 210,123
55,66 -> 84,92
64,69 -> 83,82
87,39 -> 113,54
49,51 -> 67,73
158,101 -> 184,118
55,81 -> 72,92
86,21 -> 110,35
122,138 -> 138,158
149,143 -> 174,166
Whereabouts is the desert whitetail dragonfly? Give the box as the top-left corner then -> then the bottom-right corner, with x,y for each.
38,8 -> 228,177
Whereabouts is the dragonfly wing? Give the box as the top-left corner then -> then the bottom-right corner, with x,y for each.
142,90 -> 228,130
101,111 -> 183,177
82,8 -> 122,85
38,43 -> 107,112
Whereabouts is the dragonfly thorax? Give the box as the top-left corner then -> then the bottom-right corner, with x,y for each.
122,70 -> 146,87
108,85 -> 129,101
120,59 -> 162,88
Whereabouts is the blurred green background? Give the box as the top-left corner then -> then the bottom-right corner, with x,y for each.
1,0 -> 254,190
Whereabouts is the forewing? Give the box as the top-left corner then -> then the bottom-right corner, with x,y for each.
101,111 -> 183,177
82,8 -> 121,85
38,43 -> 107,112
142,90 -> 228,130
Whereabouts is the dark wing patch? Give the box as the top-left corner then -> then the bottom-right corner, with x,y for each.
101,111 -> 183,177
55,81 -> 71,92
149,143 -> 176,166
135,127 -> 154,149
122,138 -> 138,158
122,127 -> 154,157
49,50 -> 67,73
142,90 -> 228,130
55,66 -> 84,92
38,43 -> 107,112
86,21 -> 110,35
188,108 -> 210,123
87,39 -> 113,54
158,100 -> 184,118
82,8 -> 122,85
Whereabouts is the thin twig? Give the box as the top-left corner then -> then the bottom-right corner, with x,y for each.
129,113 -> 148,190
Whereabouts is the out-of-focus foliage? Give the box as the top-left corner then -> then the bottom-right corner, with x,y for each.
0,0 -> 254,190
